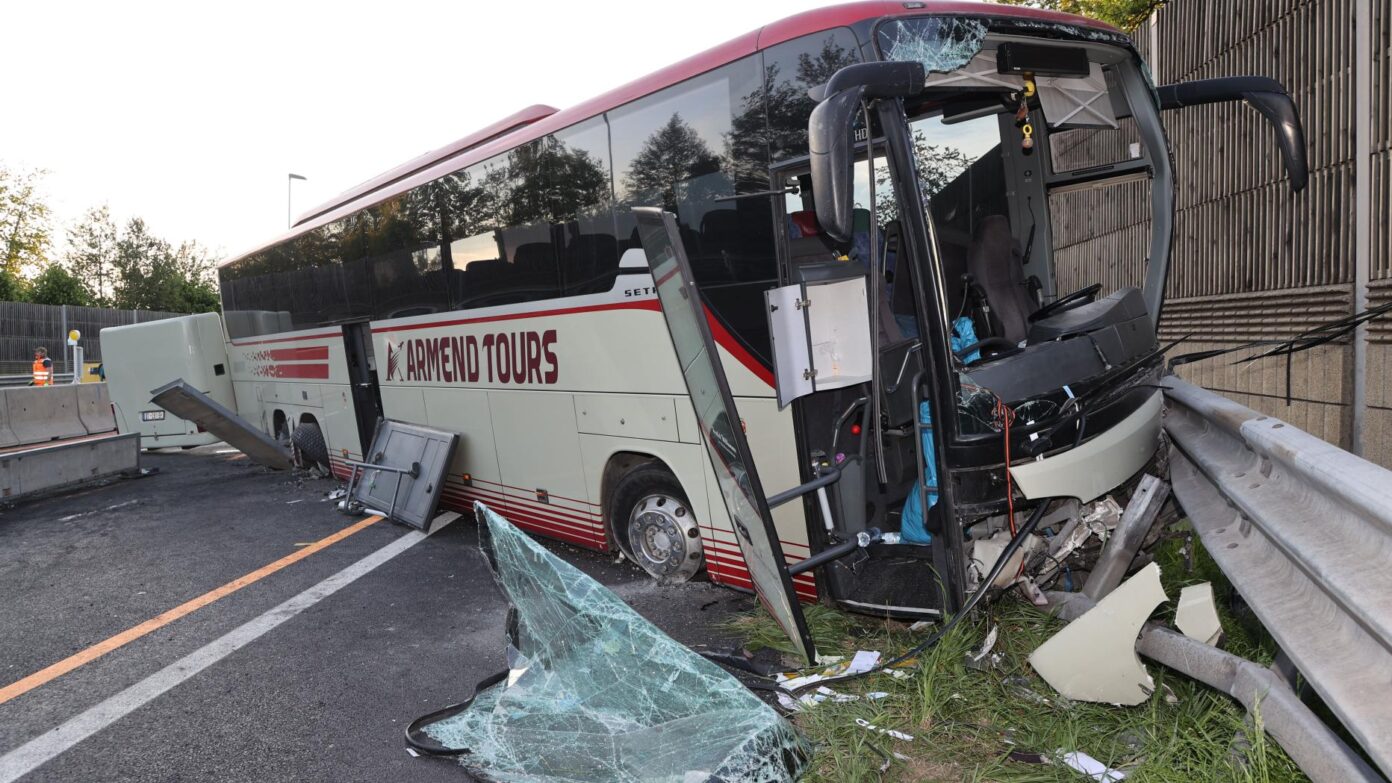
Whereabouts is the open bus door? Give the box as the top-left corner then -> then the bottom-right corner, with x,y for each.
342,321 -> 384,456
634,207 -> 821,663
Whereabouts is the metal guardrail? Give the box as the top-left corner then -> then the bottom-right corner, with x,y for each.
0,374 -> 77,387
1164,377 -> 1392,780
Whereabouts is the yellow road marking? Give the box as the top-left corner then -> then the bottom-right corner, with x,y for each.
0,515 -> 384,706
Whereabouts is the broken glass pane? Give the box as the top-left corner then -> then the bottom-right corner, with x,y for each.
876,17 -> 988,75
421,503 -> 813,782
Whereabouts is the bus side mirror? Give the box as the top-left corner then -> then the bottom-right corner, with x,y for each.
1156,76 -> 1308,192
808,61 -> 926,242
808,87 -> 865,244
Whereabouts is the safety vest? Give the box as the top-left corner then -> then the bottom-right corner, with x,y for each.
32,358 -> 51,386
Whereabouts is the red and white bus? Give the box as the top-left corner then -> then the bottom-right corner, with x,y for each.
135,1 -> 1304,643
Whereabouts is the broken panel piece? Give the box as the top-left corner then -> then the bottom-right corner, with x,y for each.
1030,562 -> 1167,706
416,503 -> 811,782
1175,582 -> 1223,646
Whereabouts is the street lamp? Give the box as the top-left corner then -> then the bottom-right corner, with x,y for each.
287,173 -> 307,228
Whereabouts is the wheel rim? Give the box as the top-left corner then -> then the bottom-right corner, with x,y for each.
627,493 -> 703,581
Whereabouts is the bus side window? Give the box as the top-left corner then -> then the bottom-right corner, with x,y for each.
609,54 -> 778,362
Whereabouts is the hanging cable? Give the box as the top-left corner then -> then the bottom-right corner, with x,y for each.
993,398 -> 1018,538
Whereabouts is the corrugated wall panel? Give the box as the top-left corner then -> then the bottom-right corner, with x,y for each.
1048,0 -> 1358,451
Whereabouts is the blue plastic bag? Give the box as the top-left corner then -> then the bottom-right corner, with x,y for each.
900,400 -> 938,545
951,316 -> 980,364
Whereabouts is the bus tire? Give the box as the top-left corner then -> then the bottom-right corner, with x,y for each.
291,421 -> 330,471
609,464 -> 704,583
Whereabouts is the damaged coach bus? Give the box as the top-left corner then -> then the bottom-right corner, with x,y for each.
204,2 -> 1305,660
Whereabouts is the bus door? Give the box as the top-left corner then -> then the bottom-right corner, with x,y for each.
343,321 -> 384,455
634,206 -> 819,663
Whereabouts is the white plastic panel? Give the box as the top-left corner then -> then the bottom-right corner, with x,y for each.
806,276 -> 873,391
765,284 -> 813,409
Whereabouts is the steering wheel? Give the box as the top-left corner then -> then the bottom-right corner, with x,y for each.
1029,283 -> 1102,322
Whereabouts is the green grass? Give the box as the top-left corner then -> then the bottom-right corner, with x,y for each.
728,536 -> 1310,782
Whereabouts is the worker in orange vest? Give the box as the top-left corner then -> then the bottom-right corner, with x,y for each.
31,347 -> 53,386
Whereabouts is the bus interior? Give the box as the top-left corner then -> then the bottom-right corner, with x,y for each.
739,29 -> 1176,625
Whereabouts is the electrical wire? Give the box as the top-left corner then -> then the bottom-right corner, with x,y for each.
788,500 -> 1053,697
993,398 -> 1018,538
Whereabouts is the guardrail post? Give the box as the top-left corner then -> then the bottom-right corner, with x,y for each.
1082,473 -> 1169,601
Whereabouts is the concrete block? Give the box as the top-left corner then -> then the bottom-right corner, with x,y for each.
0,394 -> 20,448
0,432 -> 140,501
3,386 -> 87,445
76,383 -> 117,435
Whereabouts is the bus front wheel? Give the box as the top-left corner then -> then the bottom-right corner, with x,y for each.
610,465 -> 704,583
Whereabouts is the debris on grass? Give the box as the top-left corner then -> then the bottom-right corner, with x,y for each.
1060,749 -> 1129,782
855,718 -> 914,741
725,533 -> 1310,782
1029,562 -> 1167,706
1175,582 -> 1223,645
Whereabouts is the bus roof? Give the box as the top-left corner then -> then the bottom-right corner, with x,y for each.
224,0 -> 1118,268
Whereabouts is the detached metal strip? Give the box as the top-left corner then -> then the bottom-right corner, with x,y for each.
1164,377 -> 1392,778
1046,591 -> 1382,783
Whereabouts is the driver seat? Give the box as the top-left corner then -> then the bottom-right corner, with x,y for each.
966,215 -> 1035,345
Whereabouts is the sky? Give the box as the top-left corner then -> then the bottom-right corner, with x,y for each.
1,0 -> 832,262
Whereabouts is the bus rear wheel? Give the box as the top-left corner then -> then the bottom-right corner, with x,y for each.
610,465 -> 703,583
291,421 -> 330,471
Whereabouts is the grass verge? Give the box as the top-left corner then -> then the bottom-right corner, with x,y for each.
725,535 -> 1309,782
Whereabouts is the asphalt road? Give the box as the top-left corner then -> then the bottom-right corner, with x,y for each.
0,445 -> 755,782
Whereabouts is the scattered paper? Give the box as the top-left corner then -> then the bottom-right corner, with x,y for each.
855,718 -> 913,741
965,625 -> 1001,670
775,686 -> 890,712
845,650 -> 881,675
777,650 -> 882,691
1060,750 -> 1127,782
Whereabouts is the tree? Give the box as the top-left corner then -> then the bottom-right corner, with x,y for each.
999,0 -> 1166,31
0,268 -> 28,302
28,264 -> 92,306
63,205 -> 120,306
0,164 -> 54,277
623,114 -> 722,211
111,218 -> 219,313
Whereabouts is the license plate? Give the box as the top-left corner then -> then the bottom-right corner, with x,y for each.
140,410 -> 166,422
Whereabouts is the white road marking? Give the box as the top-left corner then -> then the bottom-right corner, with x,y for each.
0,519 -> 450,782
57,500 -> 140,523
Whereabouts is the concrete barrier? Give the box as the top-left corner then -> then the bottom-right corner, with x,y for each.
76,383 -> 117,435
0,394 -> 20,448
4,386 -> 88,444
0,432 -> 140,501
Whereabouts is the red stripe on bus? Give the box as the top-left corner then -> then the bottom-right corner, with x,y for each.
448,483 -> 601,527
369,298 -> 774,388
703,306 -> 775,388
268,346 -> 329,361
266,364 -> 330,379
462,476 -> 600,508
231,331 -> 341,347
442,493 -> 600,548
702,542 -> 816,586
372,299 -> 662,334
444,488 -> 602,541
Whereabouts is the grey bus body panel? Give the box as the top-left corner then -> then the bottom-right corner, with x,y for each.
1009,391 -> 1162,502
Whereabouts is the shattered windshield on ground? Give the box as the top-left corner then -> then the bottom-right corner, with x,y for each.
416,503 -> 812,783
875,16 -> 988,74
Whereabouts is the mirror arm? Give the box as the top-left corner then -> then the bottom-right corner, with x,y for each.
713,186 -> 798,203
1156,76 -> 1308,192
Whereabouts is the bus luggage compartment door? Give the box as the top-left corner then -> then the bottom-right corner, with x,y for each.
633,206 -> 817,664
